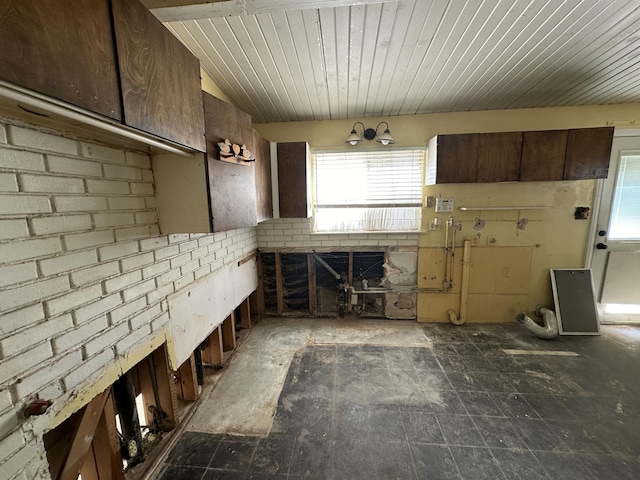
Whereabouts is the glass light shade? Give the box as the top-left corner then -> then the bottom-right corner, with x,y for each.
345,129 -> 361,145
376,128 -> 395,145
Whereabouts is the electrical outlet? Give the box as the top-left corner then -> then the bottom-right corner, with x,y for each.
487,235 -> 498,245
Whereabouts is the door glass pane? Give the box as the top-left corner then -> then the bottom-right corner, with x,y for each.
609,154 -> 640,240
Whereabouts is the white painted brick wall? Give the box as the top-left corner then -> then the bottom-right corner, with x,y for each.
0,195 -> 51,216
0,314 -> 74,358
0,119 -> 258,478
257,218 -> 420,249
31,214 -> 92,236
0,263 -> 38,288
54,195 -> 107,212
0,219 -> 29,240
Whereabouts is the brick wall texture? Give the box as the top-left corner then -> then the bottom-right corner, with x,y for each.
0,118 -> 257,479
256,218 -> 420,248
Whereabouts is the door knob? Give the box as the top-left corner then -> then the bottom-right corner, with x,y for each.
596,243 -> 608,250
598,230 -> 607,237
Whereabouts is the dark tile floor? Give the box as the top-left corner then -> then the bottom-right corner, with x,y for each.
157,323 -> 640,479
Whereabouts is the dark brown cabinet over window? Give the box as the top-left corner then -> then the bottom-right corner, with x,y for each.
0,0 -> 121,120
111,0 -> 205,152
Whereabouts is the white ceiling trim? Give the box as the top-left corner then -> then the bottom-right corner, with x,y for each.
149,0 -> 397,22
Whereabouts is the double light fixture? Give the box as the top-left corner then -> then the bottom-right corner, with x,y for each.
345,121 -> 395,146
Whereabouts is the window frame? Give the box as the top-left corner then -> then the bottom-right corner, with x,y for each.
311,147 -> 425,234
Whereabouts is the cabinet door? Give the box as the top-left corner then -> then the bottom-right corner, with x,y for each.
563,127 -> 614,180
278,142 -> 311,218
436,134 -> 479,183
203,93 -> 257,232
111,0 -> 205,152
0,0 -> 121,120
477,132 -> 522,183
520,130 -> 568,181
253,130 -> 273,223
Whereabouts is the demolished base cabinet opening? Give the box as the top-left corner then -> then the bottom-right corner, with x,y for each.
259,250 -> 416,319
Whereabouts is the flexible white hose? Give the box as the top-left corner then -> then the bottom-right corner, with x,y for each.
516,307 -> 559,339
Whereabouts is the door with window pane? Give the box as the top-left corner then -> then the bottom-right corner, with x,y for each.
590,132 -> 640,320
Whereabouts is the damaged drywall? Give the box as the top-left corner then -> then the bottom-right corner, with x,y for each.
382,250 -> 418,319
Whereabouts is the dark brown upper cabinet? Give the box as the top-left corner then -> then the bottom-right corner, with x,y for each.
0,0 -> 121,120
477,132 -> 523,183
432,132 -> 522,183
203,92 -> 257,232
111,0 -> 205,152
253,129 -> 274,224
428,127 -> 613,184
277,142 -> 311,218
435,134 -> 479,183
563,127 -> 614,180
520,130 -> 568,181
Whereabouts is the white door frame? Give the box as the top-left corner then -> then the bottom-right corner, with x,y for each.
586,128 -> 640,322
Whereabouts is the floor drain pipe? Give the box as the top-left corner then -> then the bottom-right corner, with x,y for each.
448,239 -> 471,326
516,306 -> 559,339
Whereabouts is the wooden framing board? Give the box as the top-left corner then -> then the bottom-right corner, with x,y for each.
275,252 -> 284,315
308,253 -> 317,316
56,389 -> 112,480
201,326 -> 224,367
79,394 -> 124,480
175,353 -> 198,401
239,297 -> 251,329
137,346 -> 178,427
222,313 -> 237,351
250,252 -> 265,317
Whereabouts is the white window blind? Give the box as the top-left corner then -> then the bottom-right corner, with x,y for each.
313,149 -> 424,232
609,154 -> 640,239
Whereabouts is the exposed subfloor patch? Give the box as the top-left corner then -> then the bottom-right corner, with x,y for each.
155,319 -> 640,479
186,318 -> 429,437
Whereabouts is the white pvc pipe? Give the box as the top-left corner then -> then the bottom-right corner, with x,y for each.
516,307 -> 559,339
448,239 -> 471,326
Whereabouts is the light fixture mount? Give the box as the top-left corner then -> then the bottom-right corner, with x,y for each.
345,121 -> 395,145
363,128 -> 377,140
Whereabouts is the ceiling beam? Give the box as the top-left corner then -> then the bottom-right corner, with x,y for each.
144,0 -> 395,22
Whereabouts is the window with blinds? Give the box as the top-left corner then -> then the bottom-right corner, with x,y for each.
312,149 -> 424,232
609,153 -> 640,239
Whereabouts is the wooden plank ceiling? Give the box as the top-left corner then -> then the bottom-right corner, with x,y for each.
144,0 -> 640,124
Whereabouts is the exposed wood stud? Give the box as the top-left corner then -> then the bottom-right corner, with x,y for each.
275,252 -> 284,315
222,313 -> 237,351
253,252 -> 265,317
58,389 -> 112,480
239,297 -> 252,329
201,326 -> 225,367
308,253 -> 317,316
176,354 -> 198,401
194,347 -> 204,386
